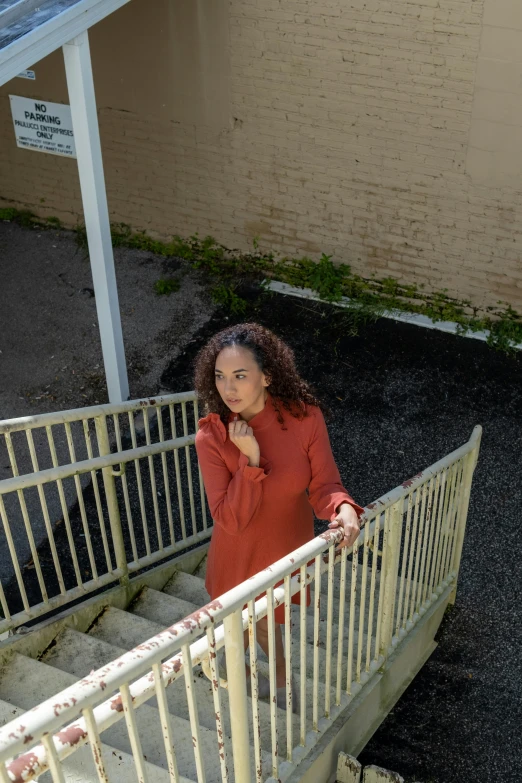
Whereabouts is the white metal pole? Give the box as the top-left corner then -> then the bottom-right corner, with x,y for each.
448,428 -> 482,604
62,30 -> 129,403
224,610 -> 252,783
378,501 -> 403,657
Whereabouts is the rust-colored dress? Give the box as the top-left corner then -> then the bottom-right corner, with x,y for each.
195,393 -> 363,622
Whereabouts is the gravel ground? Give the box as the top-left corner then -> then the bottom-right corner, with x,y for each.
159,291 -> 522,783
0,220 -> 216,583
2,222 -> 522,781
0,221 -> 213,419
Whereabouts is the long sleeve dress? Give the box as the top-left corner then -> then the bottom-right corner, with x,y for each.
195,392 -> 364,622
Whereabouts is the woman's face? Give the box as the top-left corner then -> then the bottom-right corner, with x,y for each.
214,346 -> 269,415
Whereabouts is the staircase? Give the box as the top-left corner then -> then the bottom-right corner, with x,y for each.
0,398 -> 481,783
0,552 -> 382,783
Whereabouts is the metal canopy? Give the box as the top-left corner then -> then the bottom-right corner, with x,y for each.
1,0 -> 132,401
0,0 -> 130,87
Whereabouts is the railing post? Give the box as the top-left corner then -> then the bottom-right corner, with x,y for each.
378,501 -> 403,658
448,431 -> 482,604
94,414 -> 129,586
223,609 -> 251,783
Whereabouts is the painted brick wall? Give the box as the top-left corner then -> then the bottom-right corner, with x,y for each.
1,0 -> 522,312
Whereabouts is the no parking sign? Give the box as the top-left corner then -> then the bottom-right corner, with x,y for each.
9,95 -> 76,158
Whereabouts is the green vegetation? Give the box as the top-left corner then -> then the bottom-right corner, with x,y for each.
1,207 -> 521,353
0,207 -> 63,229
153,277 -> 181,296
158,231 -> 522,353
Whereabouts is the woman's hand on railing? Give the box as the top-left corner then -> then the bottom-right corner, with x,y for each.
328,503 -> 361,550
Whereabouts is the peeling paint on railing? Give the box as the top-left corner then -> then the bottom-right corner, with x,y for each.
0,391 -> 209,634
0,425 -> 482,783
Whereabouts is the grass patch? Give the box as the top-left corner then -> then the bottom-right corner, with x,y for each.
153,277 -> 181,296
0,207 -> 62,230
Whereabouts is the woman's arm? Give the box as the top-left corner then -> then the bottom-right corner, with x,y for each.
307,407 -> 364,522
195,428 -> 271,535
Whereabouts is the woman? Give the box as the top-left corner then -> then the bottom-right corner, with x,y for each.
194,322 -> 363,710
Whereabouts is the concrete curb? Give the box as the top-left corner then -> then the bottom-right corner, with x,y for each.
264,280 -> 522,352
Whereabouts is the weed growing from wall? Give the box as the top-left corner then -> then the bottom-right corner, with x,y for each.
1,207 -> 521,353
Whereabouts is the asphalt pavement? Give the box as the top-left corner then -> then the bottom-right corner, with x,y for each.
0,221 -> 216,584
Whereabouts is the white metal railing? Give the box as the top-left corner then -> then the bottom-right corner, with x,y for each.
0,426 -> 482,783
336,751 -> 406,782
0,392 -> 208,633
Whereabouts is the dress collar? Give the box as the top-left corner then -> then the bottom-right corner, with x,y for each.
228,391 -> 277,432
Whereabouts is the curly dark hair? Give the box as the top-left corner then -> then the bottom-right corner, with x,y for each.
193,322 -> 331,429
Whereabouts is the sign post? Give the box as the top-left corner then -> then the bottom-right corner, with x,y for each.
63,30 -> 129,403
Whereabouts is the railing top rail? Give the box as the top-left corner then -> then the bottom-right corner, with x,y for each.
0,424 -> 482,769
0,390 -> 199,434
359,425 -> 482,521
0,527 -> 345,762
0,433 -> 196,494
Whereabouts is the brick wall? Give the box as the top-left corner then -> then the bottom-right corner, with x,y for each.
1,0 -> 522,312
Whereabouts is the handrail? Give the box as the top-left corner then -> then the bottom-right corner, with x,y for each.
0,391 -> 206,633
0,424 -> 482,783
0,433 -> 195,494
360,425 -> 482,517
0,391 -> 198,434
0,529 -> 344,770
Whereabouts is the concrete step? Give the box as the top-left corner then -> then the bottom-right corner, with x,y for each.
165,566 -> 378,628
0,698 -> 182,783
130,589 -> 347,715
193,554 -> 208,580
272,625 -> 375,687
0,653 -> 235,782
129,587 -> 197,628
162,570 -> 377,670
292,604 -> 375,657
134,585 -> 368,652
330,556 -> 382,601
143,582 -> 372,668
191,552 -> 382,605
315,562 -> 382,617
89,606 -> 303,751
186,556 -> 415,647
128,587 -> 356,704
163,569 -> 211,606
0,698 -> 22,726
